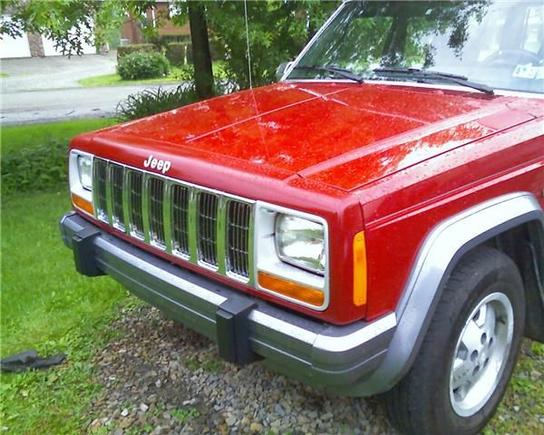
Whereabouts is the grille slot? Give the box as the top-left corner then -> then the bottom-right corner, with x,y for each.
91,159 -> 254,283
110,164 -> 125,230
149,177 -> 165,247
172,185 -> 190,256
93,158 -> 108,222
197,192 -> 219,267
227,201 -> 251,278
128,170 -> 144,238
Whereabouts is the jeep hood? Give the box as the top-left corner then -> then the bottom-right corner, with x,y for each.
95,82 -> 534,191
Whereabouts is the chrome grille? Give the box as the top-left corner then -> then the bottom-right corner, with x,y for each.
197,192 -> 218,267
148,177 -> 165,247
227,201 -> 251,278
127,170 -> 144,239
91,158 -> 254,283
93,158 -> 108,222
110,164 -> 125,230
172,185 -> 190,256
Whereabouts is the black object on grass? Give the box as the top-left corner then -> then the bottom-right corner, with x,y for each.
0,350 -> 66,372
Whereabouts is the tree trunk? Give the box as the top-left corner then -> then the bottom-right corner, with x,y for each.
381,4 -> 409,66
188,1 -> 214,99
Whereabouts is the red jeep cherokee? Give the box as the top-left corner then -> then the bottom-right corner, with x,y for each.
60,1 -> 544,433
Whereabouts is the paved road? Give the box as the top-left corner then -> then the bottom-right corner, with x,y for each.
1,84 -> 178,125
1,53 -> 117,92
0,53 -> 178,125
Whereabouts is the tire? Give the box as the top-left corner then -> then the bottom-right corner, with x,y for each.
384,247 -> 526,435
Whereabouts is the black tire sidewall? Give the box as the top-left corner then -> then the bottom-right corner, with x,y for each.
424,253 -> 526,434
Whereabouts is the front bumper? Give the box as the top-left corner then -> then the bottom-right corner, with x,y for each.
60,212 -> 396,394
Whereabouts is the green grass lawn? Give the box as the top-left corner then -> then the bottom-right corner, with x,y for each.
0,119 -> 125,433
78,64 -> 191,88
485,340 -> 544,434
1,118 -> 116,155
79,62 -> 227,87
0,188 -> 129,433
79,72 -> 181,87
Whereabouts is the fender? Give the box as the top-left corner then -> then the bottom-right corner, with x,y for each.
342,192 -> 544,397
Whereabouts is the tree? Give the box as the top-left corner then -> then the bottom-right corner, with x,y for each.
187,2 -> 214,99
0,0 -> 214,98
1,1 -> 338,95
170,1 -> 215,99
205,1 -> 338,88
1,1 -> 139,56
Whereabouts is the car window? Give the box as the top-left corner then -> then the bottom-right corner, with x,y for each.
289,1 -> 544,94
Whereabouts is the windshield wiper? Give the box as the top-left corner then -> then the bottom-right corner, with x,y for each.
373,67 -> 494,95
292,65 -> 364,84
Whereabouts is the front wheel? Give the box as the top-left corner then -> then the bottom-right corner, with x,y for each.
384,247 -> 526,435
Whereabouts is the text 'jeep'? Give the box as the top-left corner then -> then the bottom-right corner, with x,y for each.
60,1 -> 544,433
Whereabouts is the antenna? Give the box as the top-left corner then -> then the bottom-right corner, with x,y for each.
243,0 -> 253,89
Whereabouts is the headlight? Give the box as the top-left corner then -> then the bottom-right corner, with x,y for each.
255,203 -> 329,310
275,214 -> 326,275
77,155 -> 92,190
69,150 -> 94,215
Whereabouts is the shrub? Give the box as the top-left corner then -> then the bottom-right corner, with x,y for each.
117,51 -> 170,80
115,85 -> 199,121
1,140 -> 67,195
171,64 -> 194,82
171,63 -> 230,84
116,43 -> 156,62
209,38 -> 226,62
165,42 -> 186,65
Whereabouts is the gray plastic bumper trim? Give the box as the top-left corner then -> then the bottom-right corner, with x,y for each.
60,212 -> 396,390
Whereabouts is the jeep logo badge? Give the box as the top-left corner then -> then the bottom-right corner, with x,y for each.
143,155 -> 171,174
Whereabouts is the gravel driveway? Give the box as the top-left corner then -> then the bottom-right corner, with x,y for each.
88,305 -> 395,434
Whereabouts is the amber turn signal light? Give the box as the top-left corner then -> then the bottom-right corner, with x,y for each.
257,271 -> 324,307
353,230 -> 367,306
71,193 -> 94,215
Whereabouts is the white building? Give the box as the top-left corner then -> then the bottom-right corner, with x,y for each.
1,15 -> 96,59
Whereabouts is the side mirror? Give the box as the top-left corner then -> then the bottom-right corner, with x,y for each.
276,61 -> 293,82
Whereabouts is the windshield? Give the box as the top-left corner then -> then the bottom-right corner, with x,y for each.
287,0 -> 544,94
